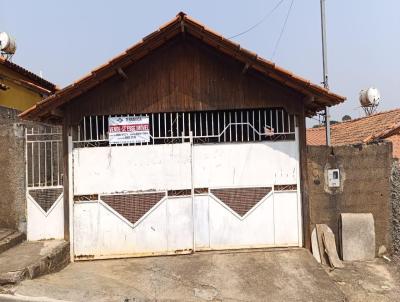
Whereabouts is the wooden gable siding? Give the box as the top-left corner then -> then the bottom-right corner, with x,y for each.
64,35 -> 304,126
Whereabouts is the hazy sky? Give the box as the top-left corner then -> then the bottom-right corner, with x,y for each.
1,0 -> 399,124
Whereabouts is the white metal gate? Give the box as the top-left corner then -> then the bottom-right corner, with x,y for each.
25,126 -> 64,241
70,108 -> 302,259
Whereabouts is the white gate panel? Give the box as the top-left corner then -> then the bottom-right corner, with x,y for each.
26,194 -> 64,241
193,141 -> 298,188
193,195 -> 210,249
166,197 -> 193,252
73,197 -> 194,258
273,192 -> 300,246
73,144 -> 191,195
204,194 -> 275,249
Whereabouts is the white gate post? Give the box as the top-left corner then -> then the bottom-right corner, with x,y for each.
295,120 -> 303,247
68,133 -> 74,262
189,131 -> 196,252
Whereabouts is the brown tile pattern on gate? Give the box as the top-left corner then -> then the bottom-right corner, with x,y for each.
274,184 -> 297,191
101,193 -> 166,224
29,188 -> 63,212
210,187 -> 272,217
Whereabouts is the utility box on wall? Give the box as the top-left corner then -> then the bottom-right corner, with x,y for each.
327,169 -> 340,187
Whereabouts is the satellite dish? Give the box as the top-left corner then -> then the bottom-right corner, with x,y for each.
359,87 -> 380,116
0,32 -> 17,58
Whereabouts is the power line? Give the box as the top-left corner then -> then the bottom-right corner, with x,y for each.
271,0 -> 295,59
228,0 -> 286,39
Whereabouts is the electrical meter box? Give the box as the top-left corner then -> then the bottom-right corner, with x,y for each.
328,169 -> 340,187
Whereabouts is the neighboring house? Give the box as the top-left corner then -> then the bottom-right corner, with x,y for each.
307,108 -> 400,159
0,56 -> 55,111
21,12 -> 345,260
0,56 -> 58,234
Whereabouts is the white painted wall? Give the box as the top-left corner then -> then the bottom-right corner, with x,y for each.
27,194 -> 64,241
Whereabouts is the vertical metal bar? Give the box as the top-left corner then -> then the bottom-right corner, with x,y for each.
31,141 -> 34,187
205,112 -> 208,136
57,141 -> 60,186
102,115 -> 105,140
158,113 -> 161,139
50,140 -> 53,186
258,110 -> 262,141
281,109 -> 285,133
170,112 -> 173,137
164,113 -> 167,138
241,111 -> 243,142
247,111 -> 250,142
200,112 -> 203,136
275,109 -> 279,133
217,112 -> 220,142
188,112 -> 191,137
176,112 -> 179,139
83,117 -> 86,141
229,111 -> 232,142
252,110 -> 255,141
183,112 -> 185,138
78,125 -> 81,142
264,109 -> 267,134
152,113 -> 155,144
38,142 -> 41,186
25,129 -> 28,189
194,112 -> 197,137
211,112 -> 214,137
235,111 -> 238,142
288,113 -> 291,133
89,116 -> 93,141
96,116 -> 99,140
223,112 -> 226,142
270,109 -> 273,131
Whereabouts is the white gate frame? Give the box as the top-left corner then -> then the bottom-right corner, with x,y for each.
25,126 -> 64,241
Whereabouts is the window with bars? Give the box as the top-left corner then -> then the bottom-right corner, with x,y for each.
72,108 -> 296,147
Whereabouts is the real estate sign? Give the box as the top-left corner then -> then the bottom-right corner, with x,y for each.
108,116 -> 150,144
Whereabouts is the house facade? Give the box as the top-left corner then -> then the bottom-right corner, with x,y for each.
21,13 -> 345,260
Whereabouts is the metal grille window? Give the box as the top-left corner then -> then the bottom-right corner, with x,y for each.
72,108 -> 296,147
26,126 -> 63,188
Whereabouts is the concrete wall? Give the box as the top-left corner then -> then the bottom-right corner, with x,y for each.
392,160 -> 400,258
0,107 -> 27,230
307,142 -> 393,255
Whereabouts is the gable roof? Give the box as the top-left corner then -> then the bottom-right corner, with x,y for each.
307,108 -> 400,146
0,56 -> 56,93
20,12 -> 345,121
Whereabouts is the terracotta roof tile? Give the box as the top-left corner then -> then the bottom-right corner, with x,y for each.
0,56 -> 56,91
20,12 -> 345,121
307,108 -> 400,149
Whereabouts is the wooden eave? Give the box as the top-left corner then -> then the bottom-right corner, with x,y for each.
20,12 -> 345,122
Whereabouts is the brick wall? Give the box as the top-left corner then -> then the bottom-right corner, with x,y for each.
307,142 -> 393,254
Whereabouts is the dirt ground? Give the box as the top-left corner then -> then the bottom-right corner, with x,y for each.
1,249 -> 400,302
327,257 -> 400,302
1,248 -> 345,302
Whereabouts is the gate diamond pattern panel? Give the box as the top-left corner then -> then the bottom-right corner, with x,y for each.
29,188 -> 63,212
210,187 -> 272,217
101,192 -> 166,224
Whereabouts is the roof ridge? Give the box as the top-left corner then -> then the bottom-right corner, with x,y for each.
19,12 -> 345,121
